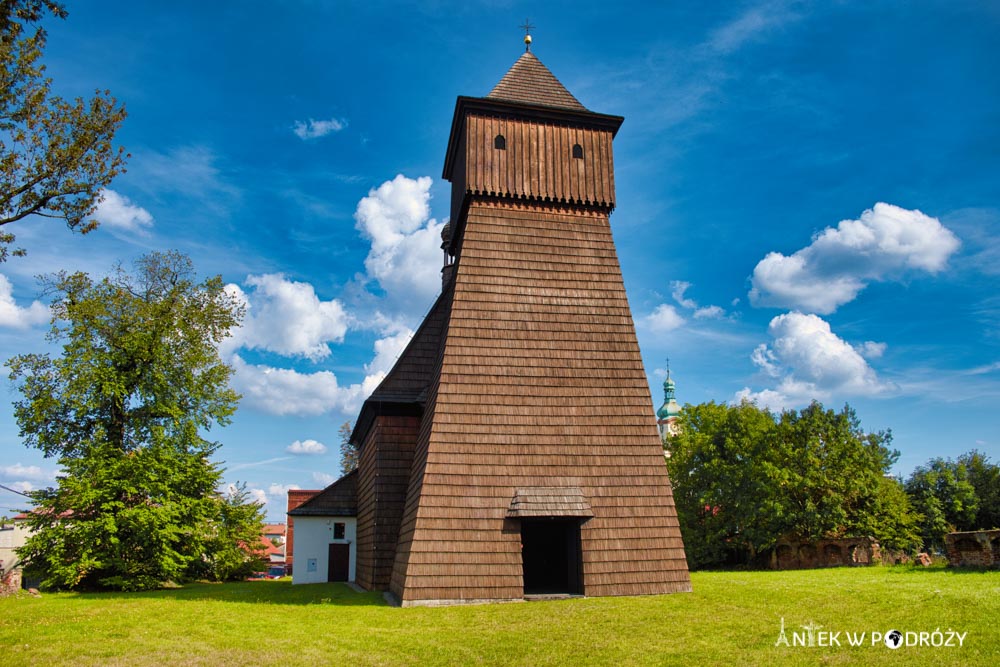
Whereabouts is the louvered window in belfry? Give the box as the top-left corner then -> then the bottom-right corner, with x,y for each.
494,134 -> 506,150
572,143 -> 584,159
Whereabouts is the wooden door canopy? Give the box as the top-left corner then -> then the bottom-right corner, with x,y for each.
507,487 -> 594,518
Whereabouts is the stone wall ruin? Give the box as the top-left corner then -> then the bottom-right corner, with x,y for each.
944,529 -> 1000,568
769,536 -> 881,570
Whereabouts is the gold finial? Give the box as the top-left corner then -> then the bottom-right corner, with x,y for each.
520,18 -> 535,52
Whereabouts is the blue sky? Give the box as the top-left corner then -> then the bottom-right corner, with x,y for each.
1,1 -> 998,521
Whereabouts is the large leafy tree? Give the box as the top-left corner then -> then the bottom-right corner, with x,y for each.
664,401 -> 784,567
7,251 -> 257,590
1,0 -> 128,261
905,456 -> 980,551
666,400 -> 921,569
188,483 -> 268,583
960,450 -> 1000,531
772,402 -> 903,542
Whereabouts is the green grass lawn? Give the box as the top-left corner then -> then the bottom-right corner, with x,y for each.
1,567 -> 997,666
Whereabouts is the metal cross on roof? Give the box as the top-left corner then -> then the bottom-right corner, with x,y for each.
520,18 -> 535,51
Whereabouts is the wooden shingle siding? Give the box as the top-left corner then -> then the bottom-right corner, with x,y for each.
368,52 -> 688,604
355,415 -> 419,591
386,195 -> 690,604
487,52 -> 587,111
464,115 -> 615,208
389,291 -> 453,601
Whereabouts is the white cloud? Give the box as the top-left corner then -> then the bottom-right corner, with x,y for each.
968,361 -> 1000,375
94,189 -> 153,231
231,355 -> 358,416
134,146 -> 240,216
750,343 -> 781,378
0,275 -> 49,329
707,0 -> 802,54
694,305 -> 725,319
671,281 -> 697,309
224,483 -> 268,507
644,304 -> 686,333
248,487 -> 268,506
736,312 -> 895,407
312,471 -> 336,487
365,328 -> 414,376
1,463 -> 53,481
225,483 -> 301,522
212,199 -> 434,419
354,175 -> 445,310
733,387 -> 790,412
286,439 -> 327,455
750,203 -> 961,314
224,274 -> 348,361
293,117 -> 346,140
4,480 -> 34,493
267,482 -> 301,497
0,462 -> 53,496
855,341 -> 887,359
668,280 -> 725,320
230,355 -> 383,417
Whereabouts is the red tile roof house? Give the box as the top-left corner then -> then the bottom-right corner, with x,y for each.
259,524 -> 286,577
262,524 -> 286,544
293,48 -> 690,606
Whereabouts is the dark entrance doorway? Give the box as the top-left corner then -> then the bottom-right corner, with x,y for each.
328,543 -> 350,582
520,519 -> 582,595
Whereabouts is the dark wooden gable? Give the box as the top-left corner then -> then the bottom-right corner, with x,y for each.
288,470 -> 358,517
351,285 -> 454,448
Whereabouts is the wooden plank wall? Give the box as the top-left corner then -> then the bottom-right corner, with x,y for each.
391,200 -> 690,603
355,415 -> 419,591
463,115 -> 615,209
355,421 -> 380,591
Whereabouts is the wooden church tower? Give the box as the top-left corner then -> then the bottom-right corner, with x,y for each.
349,42 -> 691,605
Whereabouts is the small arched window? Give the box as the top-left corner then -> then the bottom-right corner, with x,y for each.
494,134 -> 506,150
572,143 -> 584,159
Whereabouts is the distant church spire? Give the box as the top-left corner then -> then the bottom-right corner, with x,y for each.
657,360 -> 681,439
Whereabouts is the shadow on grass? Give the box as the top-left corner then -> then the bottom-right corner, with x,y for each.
69,580 -> 389,606
883,564 -> 1000,575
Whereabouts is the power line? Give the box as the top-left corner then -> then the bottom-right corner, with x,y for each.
0,483 -> 31,498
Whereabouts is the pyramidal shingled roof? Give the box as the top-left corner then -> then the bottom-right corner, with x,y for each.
486,51 -> 587,111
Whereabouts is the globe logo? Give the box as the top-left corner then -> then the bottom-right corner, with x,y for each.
885,629 -> 903,649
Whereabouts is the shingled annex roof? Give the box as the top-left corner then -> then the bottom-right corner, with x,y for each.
287,470 -> 357,517
487,51 -> 587,111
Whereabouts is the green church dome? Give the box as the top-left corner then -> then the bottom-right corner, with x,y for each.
656,371 -> 681,420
